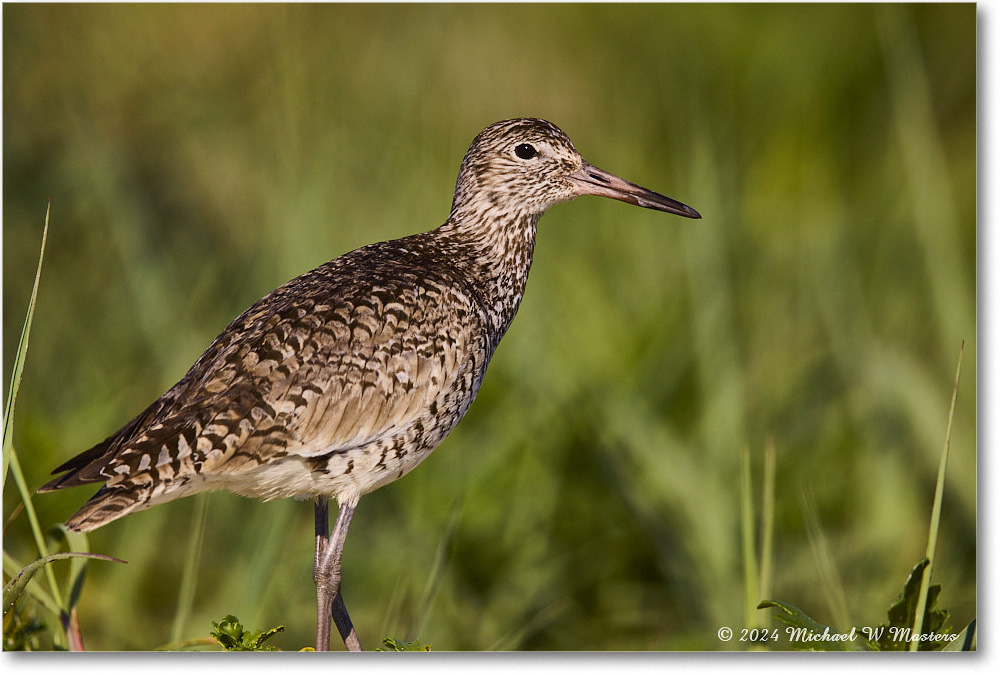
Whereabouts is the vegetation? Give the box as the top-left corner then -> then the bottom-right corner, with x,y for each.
3,4 -> 975,650
209,615 -> 284,652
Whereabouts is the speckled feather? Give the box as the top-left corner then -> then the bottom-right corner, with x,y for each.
40,118 -> 699,532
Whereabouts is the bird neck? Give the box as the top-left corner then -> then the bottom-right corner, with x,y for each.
437,202 -> 540,337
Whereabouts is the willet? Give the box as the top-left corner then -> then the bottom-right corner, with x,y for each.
40,118 -> 700,650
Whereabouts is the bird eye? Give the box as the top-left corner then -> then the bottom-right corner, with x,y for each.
514,143 -> 537,160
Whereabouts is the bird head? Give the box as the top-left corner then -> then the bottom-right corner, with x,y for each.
451,118 -> 701,220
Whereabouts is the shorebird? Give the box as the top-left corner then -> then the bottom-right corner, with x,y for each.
39,118 -> 700,651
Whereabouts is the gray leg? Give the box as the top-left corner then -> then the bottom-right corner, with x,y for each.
314,498 -> 331,649
314,496 -> 361,651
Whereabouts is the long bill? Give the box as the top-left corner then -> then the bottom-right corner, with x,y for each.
567,160 -> 701,219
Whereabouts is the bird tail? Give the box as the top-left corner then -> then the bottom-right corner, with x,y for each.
59,486 -> 155,532
40,445 -> 207,532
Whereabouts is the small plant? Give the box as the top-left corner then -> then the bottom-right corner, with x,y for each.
757,344 -> 974,651
375,636 -> 432,651
867,558 -> 953,651
3,595 -> 47,651
759,558 -> 975,651
210,614 -> 285,651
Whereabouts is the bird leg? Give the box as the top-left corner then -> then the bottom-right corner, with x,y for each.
331,591 -> 359,650
313,496 -> 361,651
314,498 -> 331,649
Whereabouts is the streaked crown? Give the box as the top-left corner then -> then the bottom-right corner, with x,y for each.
450,118 -> 585,217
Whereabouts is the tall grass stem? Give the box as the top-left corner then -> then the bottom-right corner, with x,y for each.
171,492 -> 210,644
909,341 -> 963,651
759,438 -> 776,618
800,486 -> 851,630
4,203 -> 64,615
740,446 -> 759,629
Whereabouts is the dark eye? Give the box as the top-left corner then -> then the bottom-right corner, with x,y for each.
514,143 -> 537,160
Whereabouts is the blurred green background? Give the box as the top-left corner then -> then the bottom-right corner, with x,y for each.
3,3 -> 975,651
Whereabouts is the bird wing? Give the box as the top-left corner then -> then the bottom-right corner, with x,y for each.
41,253 -> 483,500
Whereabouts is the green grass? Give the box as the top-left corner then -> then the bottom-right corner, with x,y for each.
4,203 -> 54,600
910,341 -> 964,650
3,3 -> 975,650
2,204 -> 126,651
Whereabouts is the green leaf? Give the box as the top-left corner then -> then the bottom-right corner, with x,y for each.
3,551 -> 58,615
47,524 -> 92,610
210,614 -> 285,651
375,636 -> 432,651
3,552 -> 125,618
872,558 -> 951,651
757,599 -> 848,651
942,619 -> 976,651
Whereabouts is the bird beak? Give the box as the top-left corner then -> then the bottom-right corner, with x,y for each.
567,160 -> 701,219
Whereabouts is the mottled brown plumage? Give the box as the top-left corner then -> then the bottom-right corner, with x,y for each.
40,118 -> 700,650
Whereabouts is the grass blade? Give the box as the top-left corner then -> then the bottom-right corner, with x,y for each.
3,551 -> 59,615
411,496 -> 463,640
800,485 -> 851,630
4,551 -> 124,618
740,445 -> 759,629
942,619 -> 976,651
759,437 -> 776,620
170,492 -> 209,644
3,202 -> 63,610
909,341 -> 964,650
47,524 -> 93,611
3,201 -> 49,489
